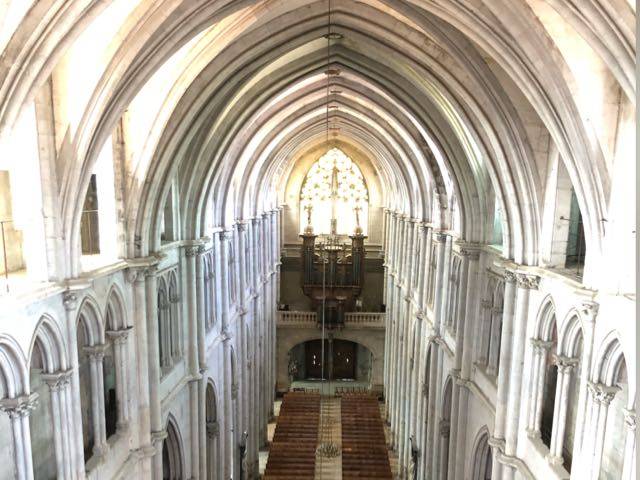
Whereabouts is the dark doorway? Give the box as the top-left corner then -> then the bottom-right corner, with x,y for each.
303,339 -> 357,380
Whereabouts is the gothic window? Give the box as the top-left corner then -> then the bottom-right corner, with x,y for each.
168,272 -> 181,361
160,185 -> 176,244
162,417 -> 184,480
299,147 -> 368,235
203,252 -> 215,331
80,175 -> 100,255
426,244 -> 437,308
157,278 -> 170,370
471,429 -> 492,480
205,383 -> 220,479
28,341 -> 57,479
600,352 -> 629,480
228,239 -> 237,305
491,201 -> 504,247
446,256 -> 462,334
525,301 -> 557,443
540,325 -> 558,448
157,269 -> 182,373
561,331 -> 583,472
564,189 -> 586,277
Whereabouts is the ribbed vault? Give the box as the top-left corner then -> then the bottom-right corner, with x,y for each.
0,0 -> 632,286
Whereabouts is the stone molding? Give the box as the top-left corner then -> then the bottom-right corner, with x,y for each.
587,381 -> 620,405
0,393 -> 39,418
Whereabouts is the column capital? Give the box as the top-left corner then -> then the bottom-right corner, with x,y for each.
503,269 -> 517,283
41,369 -> 73,391
106,326 -> 133,344
480,299 -> 492,309
623,409 -> 636,430
206,421 -> 220,438
432,231 -> 448,243
0,393 -> 39,418
439,419 -> 450,437
516,273 -> 540,290
530,338 -> 554,353
184,244 -> 205,257
579,300 -> 599,321
220,329 -> 233,342
488,436 -> 505,451
84,343 -> 108,360
62,292 -> 79,311
552,354 -> 578,372
421,382 -> 428,397
587,381 -> 620,405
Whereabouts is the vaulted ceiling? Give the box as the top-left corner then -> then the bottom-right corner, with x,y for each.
0,0 -> 634,278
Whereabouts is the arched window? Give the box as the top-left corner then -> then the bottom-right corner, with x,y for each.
426,243 -> 437,308
203,252 -> 215,331
205,382 -> 220,479
157,278 -> 170,370
76,302 -> 108,463
524,301 -> 557,442
471,429 -> 492,480
299,148 -> 368,235
162,417 -> 184,480
597,342 -> 630,480
168,272 -> 181,362
440,378 -> 453,479
445,256 -> 462,334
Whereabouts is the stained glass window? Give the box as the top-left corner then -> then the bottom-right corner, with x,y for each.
299,148 -> 368,235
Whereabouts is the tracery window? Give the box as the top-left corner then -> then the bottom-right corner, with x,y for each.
445,255 -> 462,334
299,148 -> 368,235
203,251 -> 215,331
157,268 -> 182,373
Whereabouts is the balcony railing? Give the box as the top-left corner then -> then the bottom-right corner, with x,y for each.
276,310 -> 385,328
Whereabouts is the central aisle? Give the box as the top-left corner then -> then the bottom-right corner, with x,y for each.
315,397 -> 342,479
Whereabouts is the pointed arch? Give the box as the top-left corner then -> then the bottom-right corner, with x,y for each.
0,335 -> 28,398
470,426 -> 492,480
163,414 -> 185,480
105,284 -> 127,331
76,295 -> 105,346
534,296 -> 557,342
28,314 -> 68,374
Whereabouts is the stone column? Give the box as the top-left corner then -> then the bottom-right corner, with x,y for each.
206,420 -> 220,479
525,338 -> 553,437
0,394 -> 38,480
106,328 -> 132,432
438,419 -> 450,480
583,381 -> 619,479
446,247 -> 472,479
62,292 -> 86,477
41,370 -> 74,479
486,304 -> 503,376
503,273 -> 540,480
491,269 -> 516,478
431,232 -> 448,329
185,245 -> 203,478
195,244 -> 208,480
453,248 -> 480,480
476,299 -> 491,366
622,409 -> 636,480
127,267 -> 155,477
84,344 -> 108,457
144,266 -> 164,479
547,355 -> 578,464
